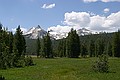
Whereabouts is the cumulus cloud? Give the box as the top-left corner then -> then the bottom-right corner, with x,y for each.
101,0 -> 120,2
64,11 -> 90,27
48,11 -> 120,33
48,25 -> 72,33
104,8 -> 110,13
83,0 -> 120,2
12,27 -> 27,34
83,0 -> 98,3
41,3 -> 55,9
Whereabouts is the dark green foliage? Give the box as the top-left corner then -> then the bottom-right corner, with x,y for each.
93,54 -> 109,73
81,43 -> 87,57
57,39 -> 66,57
36,37 -> 40,57
66,29 -> 80,58
0,23 -> 33,69
0,75 -> 5,80
112,30 -> 120,57
80,33 -> 112,57
95,38 -> 105,56
25,56 -> 34,66
0,24 -> 13,69
88,40 -> 95,57
13,25 -> 26,57
13,57 -> 25,67
42,32 -> 53,58
13,25 -> 26,67
25,38 -> 37,55
105,42 -> 113,57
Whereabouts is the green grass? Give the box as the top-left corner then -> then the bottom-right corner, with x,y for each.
0,57 -> 120,80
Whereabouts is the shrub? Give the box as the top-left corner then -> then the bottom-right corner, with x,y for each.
13,59 -> 25,68
25,56 -> 34,66
92,54 -> 109,73
0,75 -> 5,80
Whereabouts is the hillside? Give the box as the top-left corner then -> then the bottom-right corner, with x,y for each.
25,32 -> 113,55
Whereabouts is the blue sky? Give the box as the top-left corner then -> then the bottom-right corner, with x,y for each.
0,0 -> 120,33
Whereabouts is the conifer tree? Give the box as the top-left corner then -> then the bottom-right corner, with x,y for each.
105,42 -> 112,57
8,32 -> 13,54
13,25 -> 26,57
88,40 -> 95,57
36,37 -> 40,57
81,43 -> 87,57
95,38 -> 105,57
112,30 -> 120,57
66,28 -> 80,58
13,25 -> 26,67
43,32 -> 53,58
57,39 -> 66,57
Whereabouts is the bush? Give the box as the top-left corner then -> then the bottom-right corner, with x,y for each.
0,75 -> 5,80
92,54 -> 109,73
13,59 -> 25,68
25,56 -> 34,66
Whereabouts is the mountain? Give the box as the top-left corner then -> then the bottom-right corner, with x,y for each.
24,25 -> 47,39
48,31 -> 68,40
24,26 -> 92,40
48,28 -> 92,39
77,28 -> 92,36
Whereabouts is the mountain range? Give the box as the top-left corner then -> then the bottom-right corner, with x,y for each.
24,25 -> 92,40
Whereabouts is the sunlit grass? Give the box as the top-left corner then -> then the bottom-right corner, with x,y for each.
0,57 -> 120,80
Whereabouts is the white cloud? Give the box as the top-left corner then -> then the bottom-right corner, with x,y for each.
83,0 -> 120,2
64,11 -> 90,28
48,25 -> 72,33
103,11 -> 120,29
41,3 -> 55,9
83,0 -> 98,3
104,8 -> 110,13
48,11 -> 120,33
101,0 -> 120,2
12,27 -> 27,34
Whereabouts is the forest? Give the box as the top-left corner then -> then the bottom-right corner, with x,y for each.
0,23 -> 34,70
0,23 -> 120,80
26,28 -> 120,58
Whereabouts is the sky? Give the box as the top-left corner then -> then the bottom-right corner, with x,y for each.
0,0 -> 120,33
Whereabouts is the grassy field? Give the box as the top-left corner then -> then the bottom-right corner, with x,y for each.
0,57 -> 120,80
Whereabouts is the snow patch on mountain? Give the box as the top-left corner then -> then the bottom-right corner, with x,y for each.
24,25 -> 47,39
24,26 -> 92,40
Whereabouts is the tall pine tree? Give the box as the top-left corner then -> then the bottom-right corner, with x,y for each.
43,32 -> 53,58
88,40 -> 95,57
66,29 -> 80,58
36,37 -> 40,57
13,25 -> 26,67
112,30 -> 120,57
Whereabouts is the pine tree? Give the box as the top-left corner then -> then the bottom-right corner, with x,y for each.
66,28 -> 80,58
13,25 -> 26,67
95,38 -> 105,57
105,42 -> 112,57
8,32 -> 13,54
88,40 -> 95,57
81,43 -> 87,58
43,32 -> 53,58
36,37 -> 40,57
0,25 -> 11,69
112,30 -> 120,57
13,25 -> 26,57
57,39 -> 66,57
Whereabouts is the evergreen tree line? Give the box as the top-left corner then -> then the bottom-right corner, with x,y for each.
36,29 -> 120,58
0,24 -> 33,69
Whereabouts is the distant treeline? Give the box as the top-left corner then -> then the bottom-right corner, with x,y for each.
26,28 -> 120,58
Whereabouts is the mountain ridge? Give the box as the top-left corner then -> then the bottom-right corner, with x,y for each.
24,26 -> 92,40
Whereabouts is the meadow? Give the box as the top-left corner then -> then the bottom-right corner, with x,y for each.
0,57 -> 120,80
